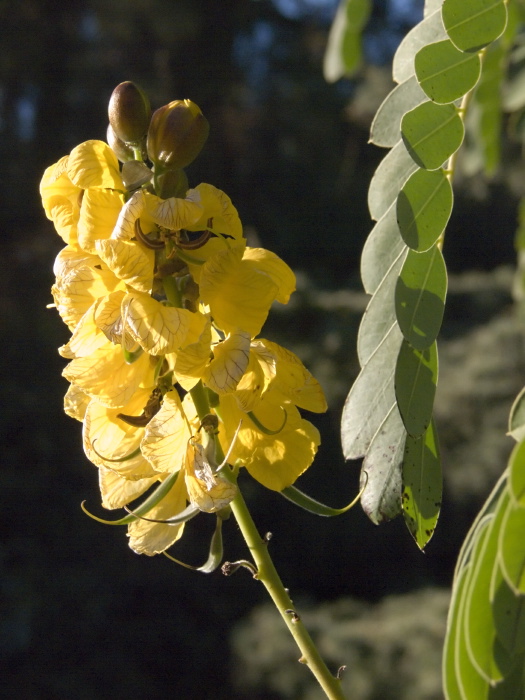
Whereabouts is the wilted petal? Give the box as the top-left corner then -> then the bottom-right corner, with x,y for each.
123,293 -> 194,355
63,341 -> 155,408
64,383 -> 90,422
96,239 -> 154,293
83,388 -> 158,479
203,330 -> 250,395
127,472 -> 188,555
78,189 -> 124,254
67,140 -> 123,190
184,441 -> 237,512
99,468 -> 159,509
141,391 -> 190,474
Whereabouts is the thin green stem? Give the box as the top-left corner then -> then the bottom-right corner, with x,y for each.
162,275 -> 182,308
188,381 -> 347,699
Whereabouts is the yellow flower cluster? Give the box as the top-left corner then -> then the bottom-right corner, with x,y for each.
40,97 -> 326,557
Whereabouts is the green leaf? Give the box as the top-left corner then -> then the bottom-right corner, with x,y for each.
499,499 -> 525,595
395,245 -> 448,350
395,339 -> 438,437
397,168 -> 453,251
341,323 -> 403,460
509,439 -> 525,506
370,76 -> 427,148
473,43 -> 504,174
360,404 -> 405,524
508,386 -> 525,443
357,247 -> 407,365
368,140 -> 418,221
442,0 -> 507,53
324,0 -> 372,82
491,558 -> 525,657
401,101 -> 465,170
415,39 -> 481,103
361,203 -> 407,295
402,418 -> 441,549
463,487 -> 513,684
393,9 -> 447,84
443,564 -> 472,700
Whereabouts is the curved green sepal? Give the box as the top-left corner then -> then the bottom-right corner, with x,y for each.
164,514 -> 224,573
280,482 -> 364,517
247,408 -> 287,435
401,101 -> 464,170
415,39 -> 481,104
442,0 -> 507,53
123,347 -> 144,364
125,502 -> 200,525
92,441 -> 142,464
81,470 -> 179,525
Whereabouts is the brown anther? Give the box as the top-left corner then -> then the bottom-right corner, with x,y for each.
135,218 -> 165,249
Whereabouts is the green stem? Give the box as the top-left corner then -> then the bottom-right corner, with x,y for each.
188,381 -> 347,700
162,275 -> 182,308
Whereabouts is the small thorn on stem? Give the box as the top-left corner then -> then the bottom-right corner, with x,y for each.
285,609 -> 300,623
263,531 -> 272,544
336,665 -> 347,680
221,559 -> 258,578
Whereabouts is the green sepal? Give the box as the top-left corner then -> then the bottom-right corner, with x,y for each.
164,513 -> 225,573
123,347 -> 144,364
247,408 -> 287,435
280,484 -> 362,517
81,470 -> 179,525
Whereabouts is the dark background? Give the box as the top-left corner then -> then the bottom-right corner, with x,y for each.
1,1 -> 523,698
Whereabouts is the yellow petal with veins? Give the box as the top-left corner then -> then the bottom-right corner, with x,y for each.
243,248 -> 296,304
184,440 -> 237,512
127,470 -> 188,555
99,468 -> 159,510
95,239 -> 154,293
63,341 -> 155,408
58,300 -> 109,359
203,330 -> 250,395
67,140 -> 123,190
40,156 -> 81,219
123,293 -> 194,355
141,391 -> 191,474
64,383 -> 90,422
83,388 -> 158,479
148,186 -> 205,230
78,189 -> 124,254
47,196 -> 78,245
169,314 -> 212,391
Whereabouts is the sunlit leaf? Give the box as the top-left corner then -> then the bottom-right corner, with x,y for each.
415,39 -> 481,103
443,564 -> 471,700
401,101 -> 464,170
341,323 -> 403,460
509,439 -> 525,506
395,340 -> 438,438
368,140 -> 418,221
393,9 -> 447,84
361,203 -> 407,295
395,245 -> 447,350
491,538 -> 525,657
508,386 -> 525,443
357,247 -> 407,366
442,0 -> 507,53
499,498 -> 525,595
324,0 -> 372,82
397,168 -> 453,251
402,418 -> 441,549
370,76 -> 427,148
360,404 -> 405,524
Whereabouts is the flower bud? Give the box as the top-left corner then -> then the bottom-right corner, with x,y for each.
155,167 -> 188,199
147,99 -> 209,169
108,81 -> 151,144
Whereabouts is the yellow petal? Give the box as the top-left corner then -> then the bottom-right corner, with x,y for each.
93,290 -> 129,345
184,440 -> 237,512
95,239 -> 154,293
123,293 -> 194,355
141,391 -> 191,474
232,350 -> 267,412
203,330 -> 250,395
64,383 -> 90,421
58,295 -> 115,359
148,186 -> 205,230
99,468 -> 159,509
200,246 -> 278,336
47,196 -> 79,245
127,471 -> 188,555
243,247 -> 296,304
40,156 -> 81,219
63,341 -> 155,408
67,140 -> 123,190
169,314 -> 212,391
83,388 -> 158,479
112,189 -> 146,241
77,189 -> 124,254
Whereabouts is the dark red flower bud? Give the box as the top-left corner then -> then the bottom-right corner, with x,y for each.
147,99 -> 209,169
108,81 -> 151,144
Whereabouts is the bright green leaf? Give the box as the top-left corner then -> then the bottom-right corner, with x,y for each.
499,499 -> 525,595
370,76 -> 427,148
360,404 -> 405,524
395,339 -> 438,437
324,0 -> 372,82
397,168 -> 453,251
508,386 -> 525,442
368,140 -> 418,221
361,203 -> 407,295
509,439 -> 525,506
491,558 -> 525,657
442,0 -> 507,53
357,247 -> 407,365
341,323 -> 403,460
393,9 -> 447,84
443,564 -> 471,700
401,101 -> 464,170
402,418 -> 441,549
415,39 -> 481,103
395,245 -> 447,350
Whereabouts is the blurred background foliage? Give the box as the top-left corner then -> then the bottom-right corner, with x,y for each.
1,0 -> 524,698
